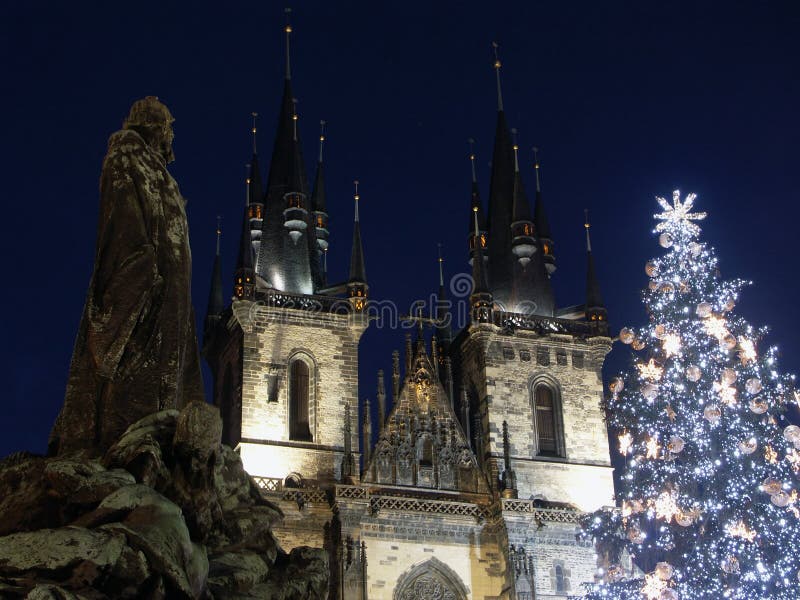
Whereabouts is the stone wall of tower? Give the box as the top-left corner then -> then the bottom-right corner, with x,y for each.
455,324 -> 615,512
226,300 -> 367,485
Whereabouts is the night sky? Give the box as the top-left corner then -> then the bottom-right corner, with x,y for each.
2,2 -> 798,459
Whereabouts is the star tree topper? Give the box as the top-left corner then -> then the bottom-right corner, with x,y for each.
654,189 -> 707,236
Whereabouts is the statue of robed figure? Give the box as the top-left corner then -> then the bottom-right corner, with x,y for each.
50,96 -> 205,456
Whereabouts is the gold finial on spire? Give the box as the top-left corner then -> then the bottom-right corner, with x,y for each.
492,41 -> 504,112
584,208 -> 592,252
216,215 -> 222,256
318,120 -> 326,163
353,180 -> 360,222
437,243 -> 445,286
533,146 -> 541,193
284,7 -> 292,79
511,128 -> 520,172
468,138 -> 477,183
251,112 -> 258,154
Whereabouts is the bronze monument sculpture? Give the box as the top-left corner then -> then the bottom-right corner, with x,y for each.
50,96 -> 205,456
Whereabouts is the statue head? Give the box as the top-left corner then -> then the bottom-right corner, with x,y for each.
123,96 -> 176,163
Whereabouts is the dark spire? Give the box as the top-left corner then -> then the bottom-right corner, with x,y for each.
467,139 -> 486,236
204,217 -> 224,343
312,120 -> 329,286
234,173 -> 256,299
362,396 -> 372,471
348,181 -> 368,311
377,369 -> 386,430
584,210 -> 608,327
486,43 -> 516,305
533,147 -> 555,274
247,112 -> 264,207
284,8 -> 293,80
404,333 -> 413,376
435,245 -> 453,352
392,350 -> 401,407
257,15 -> 321,294
509,131 -> 536,269
311,120 -> 327,213
470,207 -> 493,323
341,400 -> 355,483
461,388 -> 471,443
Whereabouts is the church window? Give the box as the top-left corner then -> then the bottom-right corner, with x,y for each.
533,381 -> 565,457
555,564 -> 566,593
419,436 -> 433,466
556,350 -> 567,366
503,347 -> 515,360
289,358 -> 313,441
537,347 -> 550,366
519,349 -> 531,362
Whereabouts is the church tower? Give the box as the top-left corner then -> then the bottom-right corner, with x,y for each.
203,16 -> 368,491
450,45 -> 614,598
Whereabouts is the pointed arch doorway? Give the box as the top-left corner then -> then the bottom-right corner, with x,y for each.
393,557 -> 468,600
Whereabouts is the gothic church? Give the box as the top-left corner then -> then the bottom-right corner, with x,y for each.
203,20 -> 615,600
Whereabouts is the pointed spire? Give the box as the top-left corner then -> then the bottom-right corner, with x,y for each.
500,421 -> 518,498
341,400 -> 355,483
348,181 -> 368,309
436,245 -> 453,351
443,357 -> 454,408
533,147 -> 555,274
404,334 -> 413,376
348,181 -> 366,281
251,112 -> 258,154
377,369 -> 386,430
470,207 -> 493,323
584,209 -> 608,327
235,170 -> 256,299
312,120 -> 329,274
492,42 -> 504,112
461,388 -> 471,443
362,397 -> 372,471
467,139 -> 486,252
204,217 -> 224,344
284,7 -> 292,80
509,131 -> 537,307
485,47 -> 517,305
392,350 -> 401,407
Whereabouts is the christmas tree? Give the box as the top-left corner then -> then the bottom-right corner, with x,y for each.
582,191 -> 800,600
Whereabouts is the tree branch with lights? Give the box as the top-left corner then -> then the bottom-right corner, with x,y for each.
581,191 -> 800,600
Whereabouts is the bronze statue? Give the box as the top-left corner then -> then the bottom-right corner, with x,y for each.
50,97 -> 205,456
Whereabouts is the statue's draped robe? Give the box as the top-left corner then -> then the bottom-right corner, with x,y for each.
50,129 -> 205,455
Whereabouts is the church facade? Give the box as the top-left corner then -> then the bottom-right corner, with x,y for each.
203,22 -> 615,600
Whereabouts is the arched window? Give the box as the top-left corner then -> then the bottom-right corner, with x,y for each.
533,381 -> 565,457
289,359 -> 312,441
419,436 -> 433,466
555,564 -> 566,593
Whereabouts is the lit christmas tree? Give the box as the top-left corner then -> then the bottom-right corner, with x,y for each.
582,191 -> 800,600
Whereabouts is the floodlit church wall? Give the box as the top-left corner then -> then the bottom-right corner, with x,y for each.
232,301 -> 364,483
354,511 -> 505,600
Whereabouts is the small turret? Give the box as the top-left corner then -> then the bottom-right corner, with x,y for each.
248,113 -> 264,268
584,210 -> 608,327
204,218 -> 224,344
435,245 -> 453,354
467,140 -> 487,266
282,97 -> 308,245
234,174 -> 256,299
311,120 -> 329,276
347,180 -> 368,311
533,147 -> 556,274
509,132 -> 536,267
470,207 -> 493,323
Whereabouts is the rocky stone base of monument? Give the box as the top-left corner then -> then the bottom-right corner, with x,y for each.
0,403 -> 328,599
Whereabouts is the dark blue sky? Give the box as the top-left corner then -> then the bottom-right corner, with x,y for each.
1,2 -> 798,458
